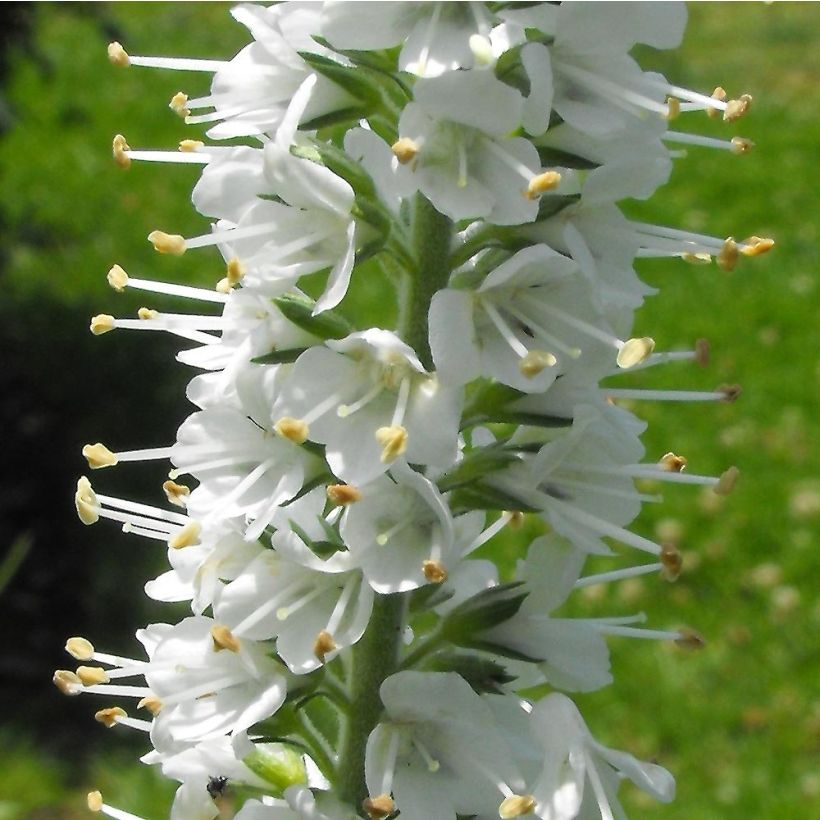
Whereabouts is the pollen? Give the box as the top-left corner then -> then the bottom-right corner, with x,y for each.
53,669 -> 82,695
707,86 -> 727,119
422,559 -> 448,584
77,666 -> 110,686
107,264 -> 129,291
740,235 -> 775,257
724,93 -> 753,123
148,230 -> 186,255
362,794 -> 395,820
313,630 -> 337,661
526,170 -> 562,200
163,480 -> 191,507
112,134 -> 131,169
659,452 -> 687,473
660,543 -> 683,581
617,337 -> 655,369
274,417 -> 310,444
83,443 -> 118,470
714,465 -> 740,495
75,476 -> 100,525
107,42 -> 130,67
168,521 -> 202,550
327,484 -> 362,505
95,707 -> 127,728
169,91 -> 190,118
519,350 -> 557,377
499,794 -> 537,817
90,314 -> 116,335
211,624 -> 240,653
375,425 -> 408,463
66,636 -> 94,660
391,137 -> 420,165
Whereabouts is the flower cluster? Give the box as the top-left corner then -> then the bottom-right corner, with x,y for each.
57,4 -> 770,819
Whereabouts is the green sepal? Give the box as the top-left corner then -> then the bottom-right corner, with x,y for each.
273,293 -> 352,340
242,742 -> 308,795
441,582 -> 528,642
299,105 -> 373,132
437,445 -> 521,493
297,50 -> 384,111
536,193 -> 582,222
462,380 -> 574,429
455,637 -> 545,664
288,518 -> 342,560
535,146 -> 600,170
426,651 -> 517,695
448,483 -> 541,515
251,347 -> 309,365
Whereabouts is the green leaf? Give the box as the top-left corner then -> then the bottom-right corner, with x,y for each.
273,293 -> 353,340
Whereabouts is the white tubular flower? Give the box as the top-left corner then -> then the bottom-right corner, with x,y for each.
272,330 -> 461,486
393,71 -> 542,225
321,1 -> 495,78
526,693 -> 675,819
365,672 -> 526,820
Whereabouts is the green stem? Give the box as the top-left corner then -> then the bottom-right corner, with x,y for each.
336,592 -> 405,812
399,193 -> 454,370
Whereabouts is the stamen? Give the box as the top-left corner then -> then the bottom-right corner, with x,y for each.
327,484 -> 362,505
94,707 -> 127,728
107,43 -> 130,67
169,92 -> 190,118
363,795 -> 395,820
106,43 -> 231,73
75,477 -> 100,525
138,696 -> 163,715
83,443 -> 117,469
112,134 -> 131,169
77,666 -> 110,686
375,425 -> 408,463
390,377 -> 411,428
216,257 -> 246,293
90,314 -> 115,335
730,136 -> 754,155
147,230 -> 186,256
392,137 -> 420,165
179,139 -> 204,152
412,737 -> 440,772
616,337 -> 656,369
163,480 -> 190,507
107,265 -> 227,303
603,385 -> 740,403
707,86 -> 727,118
314,630 -> 337,661
724,94 -> 753,123
168,521 -> 202,549
739,235 -> 775,257
53,669 -> 82,695
714,465 -> 740,495
210,624 -> 240,653
660,544 -> 683,581
519,350 -> 558,378
574,561 -> 664,589
88,790 -> 145,820
462,512 -> 510,557
665,96 -> 681,121
422,559 -> 448,584
499,794 -> 537,818
413,0 -> 442,76
675,627 -> 706,649
274,417 -> 310,445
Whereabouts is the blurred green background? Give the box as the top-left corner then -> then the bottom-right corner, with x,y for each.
0,3 -> 816,818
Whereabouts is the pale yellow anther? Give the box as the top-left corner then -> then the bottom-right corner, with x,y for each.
138,695 -> 163,715
170,91 -> 190,118
499,794 -> 537,818
77,666 -> 110,686
391,137 -> 420,165
66,636 -> 95,661
526,170 -> 562,200
179,139 -> 204,153
88,791 -> 104,812
422,559 -> 448,584
211,624 -> 240,653
53,669 -> 82,695
660,543 -> 683,582
739,235 -> 775,257
665,96 -> 681,121
75,476 -> 100,525
226,257 -> 245,284
90,314 -> 116,335
730,136 -> 754,155
708,86 -> 727,119
362,795 -> 395,820
138,307 -> 158,320
327,484 -> 362,506
695,338 -> 710,367
274,417 -> 310,445
107,42 -> 130,67
375,425 -> 408,463
506,510 -> 524,531
163,479 -> 191,507
718,383 -> 742,403
724,93 -> 752,123
681,252 -> 712,265
168,521 -> 202,550
519,350 -> 557,378
314,630 -> 337,661
714,465 -> 740,496
83,443 -> 118,470
107,264 -> 129,291
616,337 -> 655,369
112,134 -> 131,169
717,237 -> 739,272
659,452 -> 687,473
675,627 -> 706,650
148,230 -> 186,255
95,706 -> 127,728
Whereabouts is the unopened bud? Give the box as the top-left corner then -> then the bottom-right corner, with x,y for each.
95,707 -> 127,728
327,484 -> 361,505
148,230 -> 186,255
107,42 -> 129,67
112,134 -> 131,169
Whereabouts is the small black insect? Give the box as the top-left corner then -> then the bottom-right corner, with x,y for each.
206,776 -> 229,799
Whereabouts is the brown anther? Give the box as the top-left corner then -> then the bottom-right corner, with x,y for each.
724,93 -> 752,123
107,42 -> 130,67
659,452 -> 687,473
391,137 -> 419,165
112,134 -> 131,169
163,480 -> 191,508
519,350 -> 557,377
88,791 -> 104,812
714,465 -> 740,496
375,425 -> 408,463
83,443 -> 118,470
695,338 -> 710,367
730,136 -> 754,155
169,91 -> 190,118
660,543 -> 683,582
77,666 -> 110,686
717,383 -> 742,403
506,511 -> 525,531
717,237 -> 739,272
179,139 -> 204,153
739,236 -> 775,257
499,794 -> 537,818
362,794 -> 395,820
422,559 -> 448,584
211,624 -> 240,653
168,521 -> 202,550
95,707 -> 127,728
327,484 -> 362,506
274,417 -> 309,445
681,252 -> 712,265
526,170 -> 562,200
138,307 -> 158,320
675,627 -> 706,650
313,630 -> 337,661
665,96 -> 681,121
138,695 -> 163,716
75,476 -> 100,525
148,230 -> 186,255
617,337 -> 655,369
90,314 -> 116,335
708,86 -> 727,119
66,637 -> 94,661
53,669 -> 82,695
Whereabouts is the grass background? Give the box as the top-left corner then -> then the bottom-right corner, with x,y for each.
0,3 -> 817,818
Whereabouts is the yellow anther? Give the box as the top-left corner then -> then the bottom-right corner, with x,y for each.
179,139 -> 204,153
138,307 -> 158,320
163,479 -> 191,507
83,443 -> 118,470
274,417 -> 309,445
375,425 -> 408,463
107,42 -> 130,67
313,630 -> 337,661
226,257 -> 245,284
112,134 -> 131,169
327,484 -> 362,506
526,170 -> 561,200
739,235 -> 774,257
665,96 -> 681,121
717,383 -> 742,403
138,695 -> 163,715
362,795 -> 395,820
616,337 -> 655,369
730,136 -> 754,155
708,86 -> 727,119
499,794 -> 537,818
90,314 -> 116,335
422,559 -> 448,584
660,543 -> 683,582
717,237 -> 739,271
658,452 -> 687,473
391,137 -> 420,165
75,476 -> 100,525
168,521 -> 202,550
714,465 -> 740,495
66,637 -> 94,661
53,669 -> 82,695
77,666 -> 110,686
148,230 -> 186,255
169,91 -> 190,118
724,93 -> 752,123
88,791 -> 104,812
681,252 -> 712,265
695,338 -> 710,367
211,624 -> 240,653
519,350 -> 557,377
675,627 -> 706,650
95,707 -> 127,728
107,264 -> 129,292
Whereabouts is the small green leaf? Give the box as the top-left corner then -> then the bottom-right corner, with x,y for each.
273,293 -> 353,340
